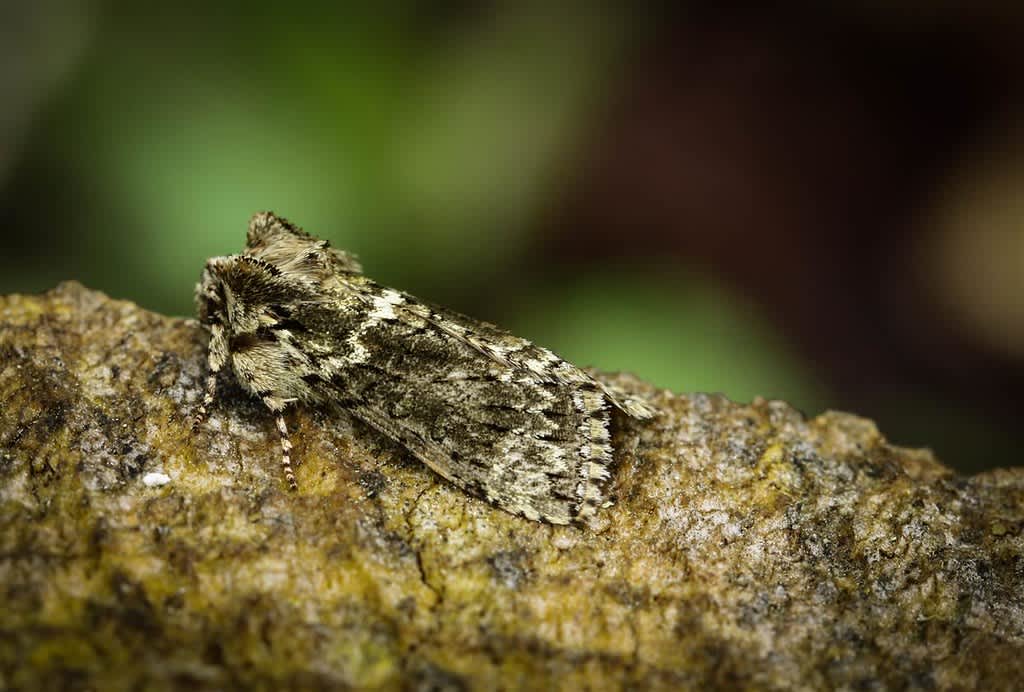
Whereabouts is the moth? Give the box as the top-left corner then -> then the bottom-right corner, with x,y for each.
192,212 -> 655,524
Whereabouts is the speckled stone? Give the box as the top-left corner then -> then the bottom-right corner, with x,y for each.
1,282 -> 1022,690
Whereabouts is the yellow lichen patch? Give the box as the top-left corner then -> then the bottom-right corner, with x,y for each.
750,442 -> 801,510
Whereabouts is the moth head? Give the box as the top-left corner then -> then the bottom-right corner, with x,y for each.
195,260 -> 228,326
197,254 -> 300,335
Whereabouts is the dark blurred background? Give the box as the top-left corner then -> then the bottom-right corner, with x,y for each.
2,3 -> 1022,473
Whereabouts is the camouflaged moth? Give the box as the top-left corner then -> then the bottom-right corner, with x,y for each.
192,212 -> 654,523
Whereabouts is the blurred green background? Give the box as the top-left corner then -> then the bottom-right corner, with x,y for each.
2,3 -> 1022,473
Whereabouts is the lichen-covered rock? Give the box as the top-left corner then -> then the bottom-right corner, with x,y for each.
0,282 -> 1022,690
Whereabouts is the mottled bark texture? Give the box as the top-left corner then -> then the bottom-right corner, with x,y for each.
1,282 -> 1022,690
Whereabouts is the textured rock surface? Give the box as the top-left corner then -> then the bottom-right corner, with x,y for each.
1,282 -> 1022,690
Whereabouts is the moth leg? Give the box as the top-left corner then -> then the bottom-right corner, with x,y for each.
192,324 -> 228,431
191,373 -> 219,431
265,398 -> 298,491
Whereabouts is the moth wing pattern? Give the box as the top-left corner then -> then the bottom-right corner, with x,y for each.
194,211 -> 656,524
284,278 -> 636,524
330,284 -> 654,523
369,291 -> 657,421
